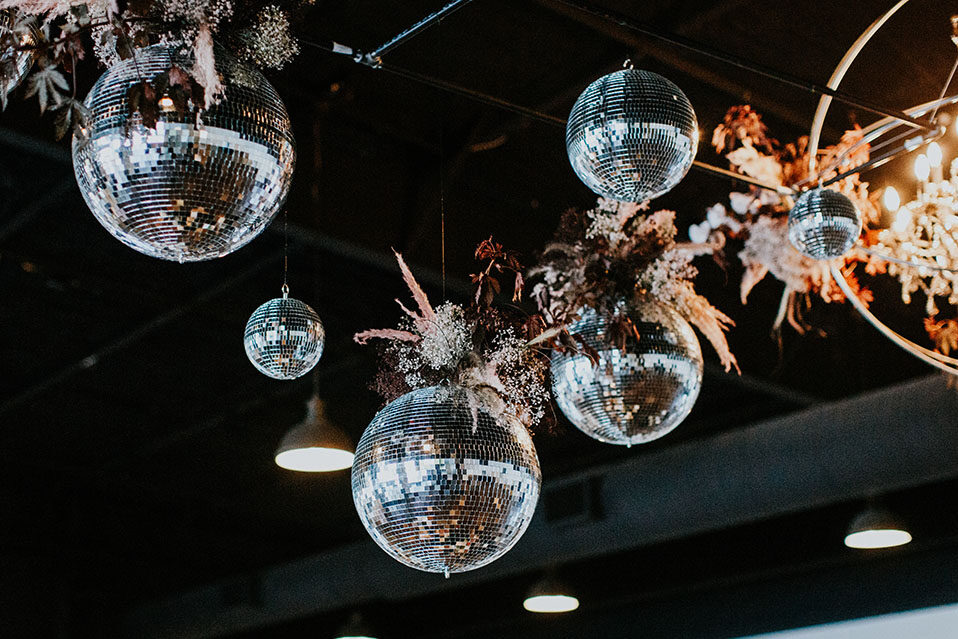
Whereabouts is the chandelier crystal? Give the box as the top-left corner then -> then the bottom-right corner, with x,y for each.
874,157 -> 958,314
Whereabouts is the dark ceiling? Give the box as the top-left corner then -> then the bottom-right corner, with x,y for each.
2,0 -> 958,637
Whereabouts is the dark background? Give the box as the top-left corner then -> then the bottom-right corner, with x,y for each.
2,0 -> 958,637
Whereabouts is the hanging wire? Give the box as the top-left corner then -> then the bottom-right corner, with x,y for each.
283,209 -> 289,296
439,15 -> 447,298
929,50 -> 958,124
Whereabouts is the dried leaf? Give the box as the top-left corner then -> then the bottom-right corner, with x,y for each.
25,65 -> 69,113
353,328 -> 420,345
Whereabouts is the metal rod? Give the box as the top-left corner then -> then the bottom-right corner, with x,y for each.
304,37 -> 792,193
368,0 -> 476,64
549,0 -> 933,132
820,126 -> 945,187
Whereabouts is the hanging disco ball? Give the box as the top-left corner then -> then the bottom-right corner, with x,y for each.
787,188 -> 862,260
550,298 -> 703,446
0,10 -> 40,99
72,43 -> 295,262
352,384 -> 541,575
566,68 -> 698,203
244,288 -> 324,380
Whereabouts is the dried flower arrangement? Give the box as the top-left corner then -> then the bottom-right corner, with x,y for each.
528,197 -> 738,372
354,239 -> 552,432
689,106 -> 879,336
0,0 -> 309,135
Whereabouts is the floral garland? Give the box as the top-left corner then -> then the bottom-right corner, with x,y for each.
689,106 -> 879,336
0,0 -> 308,135
354,240 -> 551,432
528,198 -> 738,372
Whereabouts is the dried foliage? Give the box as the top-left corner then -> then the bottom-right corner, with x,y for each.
0,0 -> 311,133
529,198 -> 738,372
925,317 -> 958,356
355,245 -> 551,433
693,106 -> 877,336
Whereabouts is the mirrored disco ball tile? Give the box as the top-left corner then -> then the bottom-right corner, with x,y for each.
72,44 -> 295,262
0,10 -> 39,98
567,69 -> 698,203
551,299 -> 703,446
244,296 -> 325,380
787,188 -> 862,260
352,385 -> 541,574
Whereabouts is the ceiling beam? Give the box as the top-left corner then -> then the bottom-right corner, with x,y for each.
122,374 -> 958,638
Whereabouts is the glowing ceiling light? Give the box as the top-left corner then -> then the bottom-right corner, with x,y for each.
523,574 -> 580,613
523,594 -> 581,613
844,504 -> 912,550
882,186 -> 900,211
914,154 -> 931,182
275,397 -> 354,472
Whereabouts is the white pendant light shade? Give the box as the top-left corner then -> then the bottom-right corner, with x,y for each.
334,612 -> 377,639
275,397 -> 354,472
844,504 -> 912,549
523,574 -> 580,613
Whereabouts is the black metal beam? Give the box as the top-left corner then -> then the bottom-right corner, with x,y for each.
122,375 -> 958,638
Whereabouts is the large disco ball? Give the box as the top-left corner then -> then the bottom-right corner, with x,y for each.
566,68 -> 698,203
0,10 -> 40,99
550,298 -> 703,446
787,188 -> 862,260
244,289 -> 325,380
352,384 -> 541,575
72,43 -> 295,262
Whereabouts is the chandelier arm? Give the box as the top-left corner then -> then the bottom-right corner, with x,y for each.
856,244 -> 958,275
808,0 -> 912,174
819,126 -> 946,187
830,265 -> 958,374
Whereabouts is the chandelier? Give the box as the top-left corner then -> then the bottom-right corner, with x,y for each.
874,145 -> 958,315
807,4 -> 958,376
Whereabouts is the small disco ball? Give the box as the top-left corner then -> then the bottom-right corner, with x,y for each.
566,68 -> 698,203
550,298 -> 703,446
787,188 -> 862,260
352,384 -> 541,575
72,43 -> 295,262
243,288 -> 324,380
0,10 -> 40,99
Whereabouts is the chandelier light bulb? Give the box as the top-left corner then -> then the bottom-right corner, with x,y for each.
927,142 -> 943,168
891,208 -> 912,232
882,186 -> 900,212
914,154 -> 931,182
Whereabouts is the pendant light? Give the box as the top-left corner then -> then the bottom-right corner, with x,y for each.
334,612 -> 377,639
275,380 -> 354,472
523,573 -> 580,613
844,501 -> 912,549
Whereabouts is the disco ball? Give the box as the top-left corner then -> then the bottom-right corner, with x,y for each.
72,43 -> 295,262
351,384 -> 541,575
566,68 -> 698,203
0,10 -> 40,99
243,288 -> 324,380
550,298 -> 703,446
787,188 -> 862,260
